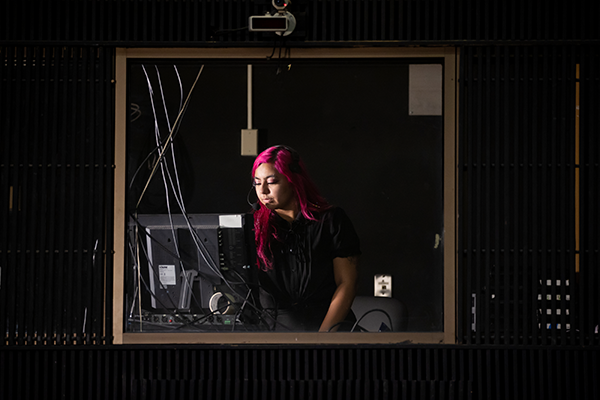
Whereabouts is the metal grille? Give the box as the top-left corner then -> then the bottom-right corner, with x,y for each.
0,345 -> 597,400
1,0 -> 598,45
0,46 -> 114,345
458,45 -> 600,346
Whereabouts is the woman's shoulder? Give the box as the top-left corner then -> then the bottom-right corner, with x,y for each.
320,205 -> 348,218
316,206 -> 354,226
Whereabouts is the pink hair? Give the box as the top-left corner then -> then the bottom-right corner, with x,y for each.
252,146 -> 330,271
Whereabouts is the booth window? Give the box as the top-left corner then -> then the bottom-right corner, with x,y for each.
113,48 -> 458,344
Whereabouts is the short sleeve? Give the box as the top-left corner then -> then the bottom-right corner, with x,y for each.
327,207 -> 361,259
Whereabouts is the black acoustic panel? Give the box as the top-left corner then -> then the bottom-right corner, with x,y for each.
1,0 -> 598,45
0,46 -> 114,345
0,346 -> 598,400
578,45 -> 600,347
458,45 -> 600,346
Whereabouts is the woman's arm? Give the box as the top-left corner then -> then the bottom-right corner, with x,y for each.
319,256 -> 359,332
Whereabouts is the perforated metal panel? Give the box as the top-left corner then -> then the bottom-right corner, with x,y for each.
458,45 -> 600,346
0,346 -> 598,400
0,46 -> 114,345
1,0 -> 598,45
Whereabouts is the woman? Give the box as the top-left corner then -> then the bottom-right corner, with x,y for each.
251,145 -> 361,332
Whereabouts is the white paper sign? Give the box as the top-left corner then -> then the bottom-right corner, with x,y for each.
159,265 -> 177,286
409,64 -> 443,116
219,214 -> 243,228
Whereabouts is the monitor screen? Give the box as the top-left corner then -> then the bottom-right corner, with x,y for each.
126,213 -> 259,332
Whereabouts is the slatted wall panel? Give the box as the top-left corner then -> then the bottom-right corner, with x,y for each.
0,346 -> 597,400
578,46 -> 600,347
1,0 -> 597,45
458,45 -> 600,346
0,46 -> 114,345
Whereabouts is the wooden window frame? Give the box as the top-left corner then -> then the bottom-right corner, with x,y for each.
113,47 -> 459,345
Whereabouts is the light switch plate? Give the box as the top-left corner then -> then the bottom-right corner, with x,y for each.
241,129 -> 258,156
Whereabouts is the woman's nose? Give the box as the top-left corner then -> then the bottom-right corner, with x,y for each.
258,184 -> 269,194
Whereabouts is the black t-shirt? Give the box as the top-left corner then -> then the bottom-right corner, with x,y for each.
257,207 -> 361,331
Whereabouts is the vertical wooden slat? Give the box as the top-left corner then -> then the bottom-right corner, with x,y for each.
591,47 -> 599,347
27,47 -> 42,344
531,45 -> 542,346
478,47 -> 487,345
581,48 -> 591,345
549,45 -> 559,345
482,46 -> 492,345
6,47 -> 21,344
75,48 -> 87,345
502,45 -> 510,344
17,46 -> 30,344
513,46 -> 523,345
491,45 -> 501,346
52,47 -> 67,343
35,47 -> 50,344
151,0 -> 158,42
87,47 -> 97,344
538,46 -> 549,346
521,46 -> 531,346
356,0 -> 363,41
371,0 -> 377,41
65,47 -> 78,343
104,47 -> 115,344
561,46 -> 571,346
576,48 -> 585,347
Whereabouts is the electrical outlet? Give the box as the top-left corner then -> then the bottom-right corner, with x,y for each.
374,274 -> 392,297
241,129 -> 258,156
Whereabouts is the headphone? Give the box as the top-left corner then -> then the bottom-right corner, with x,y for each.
273,145 -> 302,174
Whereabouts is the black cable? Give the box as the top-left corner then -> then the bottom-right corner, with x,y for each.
266,37 -> 279,60
174,303 -> 233,330
213,26 -> 249,36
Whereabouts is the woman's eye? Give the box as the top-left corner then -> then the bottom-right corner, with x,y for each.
267,180 -> 277,185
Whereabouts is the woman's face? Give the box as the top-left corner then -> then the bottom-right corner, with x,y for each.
253,162 -> 297,212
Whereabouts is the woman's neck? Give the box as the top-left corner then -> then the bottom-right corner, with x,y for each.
275,204 -> 299,223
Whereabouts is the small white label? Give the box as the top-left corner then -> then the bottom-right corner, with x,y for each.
159,265 -> 177,286
219,214 -> 243,228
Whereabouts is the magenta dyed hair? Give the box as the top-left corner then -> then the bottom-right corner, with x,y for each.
252,145 -> 330,271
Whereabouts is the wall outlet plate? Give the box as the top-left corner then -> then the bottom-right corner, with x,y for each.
241,129 -> 258,156
374,274 -> 392,297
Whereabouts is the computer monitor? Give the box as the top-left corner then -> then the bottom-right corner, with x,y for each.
126,213 -> 257,331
